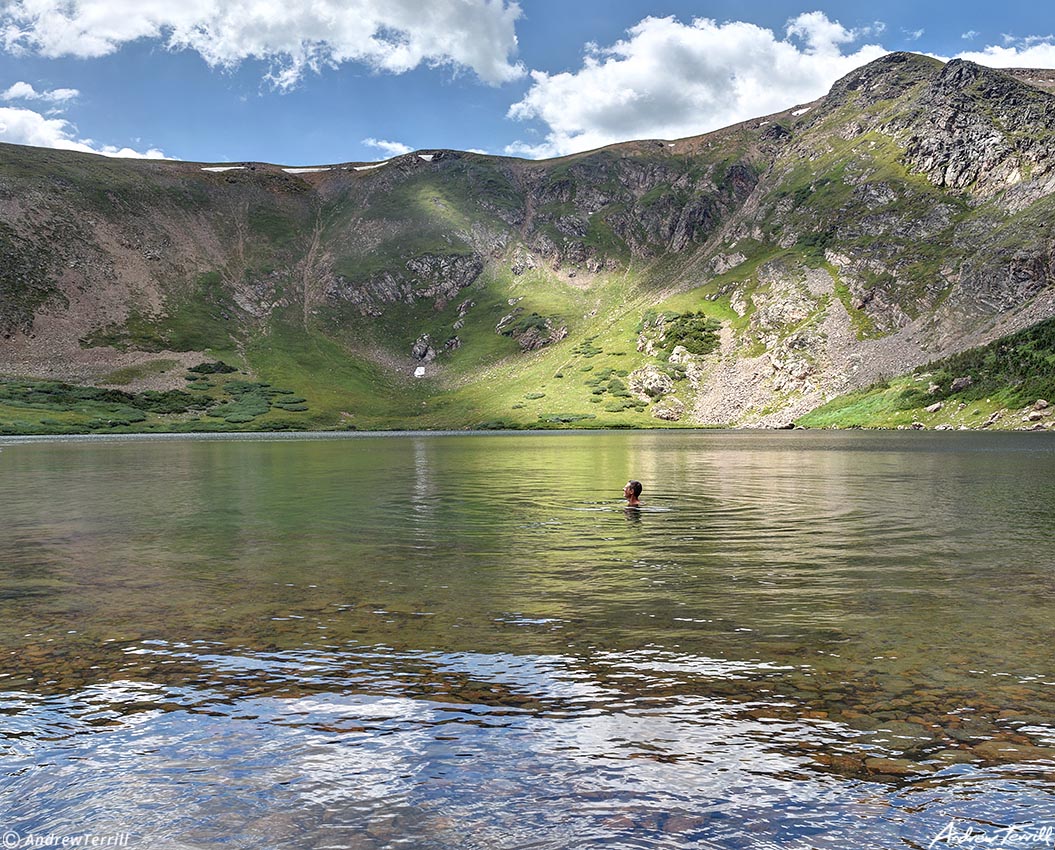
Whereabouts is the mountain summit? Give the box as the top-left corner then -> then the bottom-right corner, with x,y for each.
3,52 -> 1055,433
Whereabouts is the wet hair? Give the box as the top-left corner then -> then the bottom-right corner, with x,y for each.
626,480 -> 642,497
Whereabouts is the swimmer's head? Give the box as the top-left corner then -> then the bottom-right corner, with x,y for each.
624,480 -> 642,499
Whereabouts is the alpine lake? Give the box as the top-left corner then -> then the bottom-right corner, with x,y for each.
1,430 -> 1054,849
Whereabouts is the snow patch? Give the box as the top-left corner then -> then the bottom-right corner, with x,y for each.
282,167 -> 331,174
353,163 -> 387,171
201,166 -> 246,172
414,366 -> 426,378
791,107 -> 811,116
418,154 -> 435,162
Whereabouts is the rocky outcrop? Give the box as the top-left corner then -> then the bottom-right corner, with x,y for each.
628,365 -> 674,401
411,334 -> 436,362
327,252 -> 483,315
496,308 -> 568,350
6,51 -> 1055,427
405,253 -> 484,308
652,396 -> 685,421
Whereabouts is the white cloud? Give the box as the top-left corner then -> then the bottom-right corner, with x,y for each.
506,13 -> 887,158
962,30 -> 980,40
952,37 -> 1055,69
0,106 -> 167,158
0,0 -> 525,88
1,80 -> 79,102
362,138 -> 413,158
904,28 -> 924,42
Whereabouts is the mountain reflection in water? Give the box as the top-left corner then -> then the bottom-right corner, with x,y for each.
1,431 -> 1053,849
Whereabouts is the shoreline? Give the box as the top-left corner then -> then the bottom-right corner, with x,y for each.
3,425 -> 1052,446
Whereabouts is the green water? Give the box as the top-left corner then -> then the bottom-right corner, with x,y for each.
1,431 -> 1054,848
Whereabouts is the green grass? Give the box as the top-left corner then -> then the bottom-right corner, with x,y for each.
100,359 -> 180,385
81,271 -> 239,353
799,316 -> 1055,429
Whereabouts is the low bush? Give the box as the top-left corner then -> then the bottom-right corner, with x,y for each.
188,360 -> 237,374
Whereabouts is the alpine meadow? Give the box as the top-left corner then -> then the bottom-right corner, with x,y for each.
4,53 -> 1055,434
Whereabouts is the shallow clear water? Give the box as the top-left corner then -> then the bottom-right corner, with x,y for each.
1,430 -> 1054,849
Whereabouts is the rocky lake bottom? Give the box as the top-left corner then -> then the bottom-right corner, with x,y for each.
1,430 -> 1053,848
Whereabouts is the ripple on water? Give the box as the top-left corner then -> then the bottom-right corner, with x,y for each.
2,432 -> 1055,847
4,637 -> 1055,849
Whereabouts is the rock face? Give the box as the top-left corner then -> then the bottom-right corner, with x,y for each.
329,253 -> 484,315
5,52 -> 1055,426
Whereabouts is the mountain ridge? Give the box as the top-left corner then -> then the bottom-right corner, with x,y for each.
3,51 -> 1055,434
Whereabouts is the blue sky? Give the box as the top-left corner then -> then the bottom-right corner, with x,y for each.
0,0 -> 1052,164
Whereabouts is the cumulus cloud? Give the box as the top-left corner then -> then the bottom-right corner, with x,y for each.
1,80 -> 79,102
506,12 -> 887,158
953,37 -> 1055,68
362,138 -> 413,158
0,0 -> 524,88
0,106 -> 167,158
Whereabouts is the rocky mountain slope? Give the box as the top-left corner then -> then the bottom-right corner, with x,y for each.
3,52 -> 1055,433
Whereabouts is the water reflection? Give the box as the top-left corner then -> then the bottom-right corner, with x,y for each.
1,432 -> 1054,848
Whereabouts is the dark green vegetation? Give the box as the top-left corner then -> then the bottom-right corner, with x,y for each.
799,316 -> 1055,429
4,54 -> 1055,432
0,367 -> 313,435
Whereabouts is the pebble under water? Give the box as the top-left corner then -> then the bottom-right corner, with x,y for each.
0,431 -> 1054,849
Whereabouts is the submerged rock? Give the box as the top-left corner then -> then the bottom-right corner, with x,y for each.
972,740 -> 1055,763
864,757 -> 932,776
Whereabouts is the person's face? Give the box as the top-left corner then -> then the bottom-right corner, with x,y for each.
624,483 -> 634,500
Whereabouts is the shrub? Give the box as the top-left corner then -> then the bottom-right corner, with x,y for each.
538,412 -> 597,424
661,312 -> 721,356
188,360 -> 237,374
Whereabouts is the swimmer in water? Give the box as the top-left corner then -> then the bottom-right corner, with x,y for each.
623,479 -> 642,507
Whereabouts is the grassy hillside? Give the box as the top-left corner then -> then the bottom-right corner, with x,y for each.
799,316 -> 1055,429
4,53 -> 1055,434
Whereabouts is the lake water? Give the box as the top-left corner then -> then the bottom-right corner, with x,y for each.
1,430 -> 1054,849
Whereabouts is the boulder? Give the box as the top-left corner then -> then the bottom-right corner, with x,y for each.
950,375 -> 974,392
628,365 -> 674,401
1035,399 -> 1050,410
668,345 -> 692,365
925,401 -> 943,413
411,334 -> 436,362
652,397 -> 685,421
